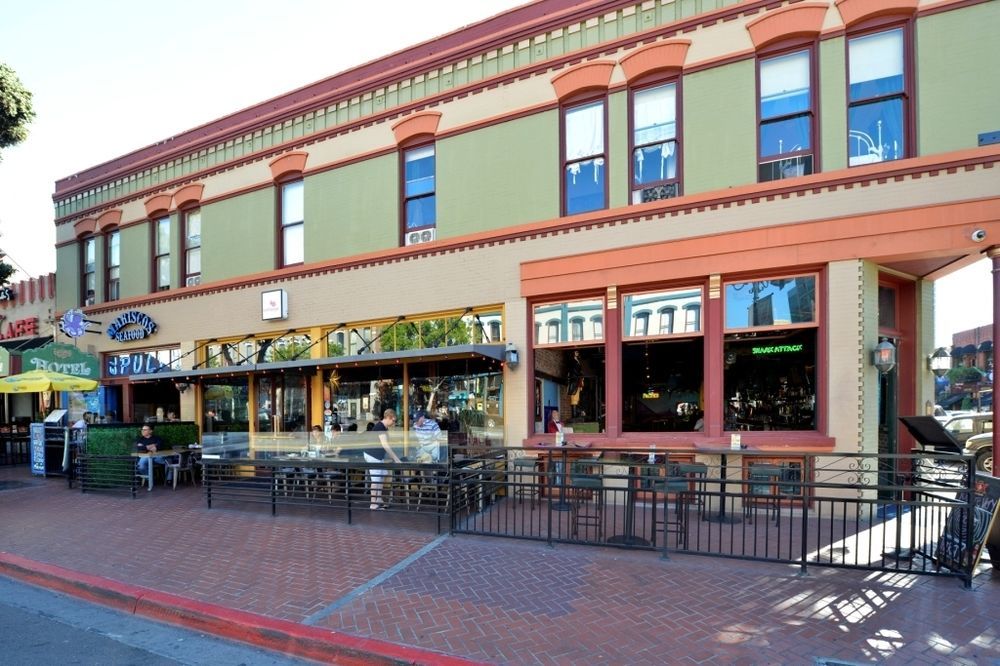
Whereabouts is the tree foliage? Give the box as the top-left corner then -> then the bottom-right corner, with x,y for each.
0,261 -> 14,286
0,63 -> 35,160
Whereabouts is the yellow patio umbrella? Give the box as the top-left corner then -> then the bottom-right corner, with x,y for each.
0,369 -> 98,393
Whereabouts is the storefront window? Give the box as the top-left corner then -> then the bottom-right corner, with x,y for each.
408,358 -> 504,452
256,372 -> 308,433
533,299 -> 604,345
202,378 -> 250,432
723,275 -> 817,431
326,365 -> 403,429
622,288 -> 704,432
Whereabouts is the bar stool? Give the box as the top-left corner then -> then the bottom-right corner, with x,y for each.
569,455 -> 604,539
511,457 -> 540,509
651,463 -> 690,548
677,462 -> 708,518
745,463 -> 782,524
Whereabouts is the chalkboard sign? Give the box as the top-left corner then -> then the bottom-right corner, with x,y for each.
935,473 -> 1000,574
29,423 -> 45,476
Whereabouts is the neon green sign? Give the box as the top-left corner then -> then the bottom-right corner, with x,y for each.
751,344 -> 804,355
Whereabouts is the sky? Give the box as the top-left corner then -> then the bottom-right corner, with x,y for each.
0,0 -> 991,348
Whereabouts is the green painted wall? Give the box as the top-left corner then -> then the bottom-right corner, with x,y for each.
305,154 -> 398,259
819,37 -> 847,172
437,111 -> 558,236
55,244 -> 80,312
202,188 -> 275,281
683,60 -> 756,192
119,224 -> 148,299
917,2 -> 1000,154
608,90 -> 628,210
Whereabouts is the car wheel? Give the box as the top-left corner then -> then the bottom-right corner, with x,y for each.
976,450 -> 993,474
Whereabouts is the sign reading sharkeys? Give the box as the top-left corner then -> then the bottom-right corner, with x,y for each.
106,310 -> 157,342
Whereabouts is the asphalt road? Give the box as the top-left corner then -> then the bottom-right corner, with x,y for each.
0,577 -> 314,665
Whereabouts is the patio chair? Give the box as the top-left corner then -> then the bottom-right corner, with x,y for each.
649,463 -> 690,548
744,463 -> 782,524
568,455 -> 604,539
511,457 -> 540,509
164,451 -> 196,489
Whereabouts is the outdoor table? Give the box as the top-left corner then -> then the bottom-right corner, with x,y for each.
132,449 -> 185,491
607,460 -> 652,546
697,447 -> 745,524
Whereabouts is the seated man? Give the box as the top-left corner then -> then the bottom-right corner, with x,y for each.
412,410 -> 443,463
135,424 -> 170,487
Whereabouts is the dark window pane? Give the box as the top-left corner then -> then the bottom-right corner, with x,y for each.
878,285 -> 896,329
622,338 -> 703,432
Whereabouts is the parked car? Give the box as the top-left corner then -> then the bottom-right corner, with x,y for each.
938,412 -> 992,448
963,432 -> 994,474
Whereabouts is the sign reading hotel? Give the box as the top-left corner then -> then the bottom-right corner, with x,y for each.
106,310 -> 158,342
23,342 -> 99,378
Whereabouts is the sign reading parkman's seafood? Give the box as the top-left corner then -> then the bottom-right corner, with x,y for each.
106,310 -> 158,342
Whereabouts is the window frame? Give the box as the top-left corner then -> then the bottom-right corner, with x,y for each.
845,18 -> 915,168
180,207 -> 202,287
628,74 -> 682,203
400,141 -> 437,245
151,215 -> 171,292
560,94 -> 609,217
756,42 -> 818,182
277,178 -> 304,268
80,235 -> 96,306
104,228 -> 120,302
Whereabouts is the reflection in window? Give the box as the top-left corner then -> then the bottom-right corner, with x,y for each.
183,208 -> 201,287
533,346 -> 605,433
202,378 -> 250,432
632,82 -> 679,203
154,217 -> 170,291
81,236 -> 96,306
280,180 -> 304,266
404,145 -> 436,233
257,372 -> 308,434
848,29 -> 906,166
622,338 -> 703,432
623,288 -> 701,338
570,318 -> 584,341
758,49 -> 813,182
534,299 -> 604,345
564,100 -> 606,215
723,328 -> 816,431
724,276 -> 816,329
106,230 -> 120,302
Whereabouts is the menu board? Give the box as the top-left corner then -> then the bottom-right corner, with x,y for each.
935,473 -> 1000,574
29,423 -> 46,476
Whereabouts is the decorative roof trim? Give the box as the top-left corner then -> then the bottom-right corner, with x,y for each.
268,151 -> 309,182
172,183 -> 205,210
835,0 -> 918,27
619,40 -> 691,83
391,111 -> 443,145
746,2 -> 831,50
144,194 -> 172,218
550,60 -> 616,101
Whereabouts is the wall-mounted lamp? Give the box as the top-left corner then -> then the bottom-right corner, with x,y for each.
504,343 -> 519,369
174,381 -> 191,394
928,347 -> 952,378
872,339 -> 897,375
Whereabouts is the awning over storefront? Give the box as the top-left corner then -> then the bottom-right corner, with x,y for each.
0,336 -> 54,353
129,344 -> 507,383
978,340 -> 993,352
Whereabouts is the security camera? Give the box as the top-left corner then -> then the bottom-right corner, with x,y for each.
971,229 -> 987,243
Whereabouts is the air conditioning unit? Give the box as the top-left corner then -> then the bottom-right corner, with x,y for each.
405,228 -> 436,246
186,275 -> 201,287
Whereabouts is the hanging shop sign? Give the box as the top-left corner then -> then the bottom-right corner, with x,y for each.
262,289 -> 288,321
106,310 -> 158,342
0,316 -> 38,340
23,342 -> 99,378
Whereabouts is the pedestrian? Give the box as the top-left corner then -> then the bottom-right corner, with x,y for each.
363,408 -> 401,509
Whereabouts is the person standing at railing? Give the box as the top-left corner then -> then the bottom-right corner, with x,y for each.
413,410 -> 443,463
364,409 -> 402,509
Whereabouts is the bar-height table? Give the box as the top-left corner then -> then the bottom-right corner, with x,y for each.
699,447 -> 747,524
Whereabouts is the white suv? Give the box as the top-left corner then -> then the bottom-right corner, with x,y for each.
963,432 -> 994,474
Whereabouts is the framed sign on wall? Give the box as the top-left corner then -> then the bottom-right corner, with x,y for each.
262,289 -> 288,321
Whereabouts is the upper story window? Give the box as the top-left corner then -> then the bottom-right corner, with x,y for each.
848,27 -> 908,166
183,208 -> 201,287
81,236 -> 96,306
279,180 -> 304,267
105,229 -> 120,302
631,82 -> 679,203
758,49 -> 814,182
570,318 -> 585,341
153,216 -> 170,291
563,100 -> 606,215
403,145 -> 436,245
658,308 -> 675,334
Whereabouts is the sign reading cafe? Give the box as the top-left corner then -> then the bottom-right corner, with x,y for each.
107,310 -> 157,342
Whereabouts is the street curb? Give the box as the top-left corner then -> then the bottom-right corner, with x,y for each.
0,552 -> 483,666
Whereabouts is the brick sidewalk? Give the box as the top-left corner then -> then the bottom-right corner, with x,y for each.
1,466 -> 997,665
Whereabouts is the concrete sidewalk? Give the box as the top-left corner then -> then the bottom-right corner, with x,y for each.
1,465 -> 997,665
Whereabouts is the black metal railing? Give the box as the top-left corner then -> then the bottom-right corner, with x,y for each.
76,454 -> 140,497
450,447 -> 979,587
